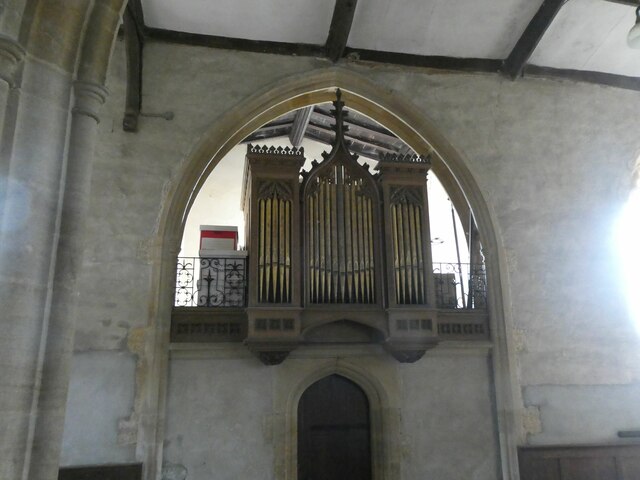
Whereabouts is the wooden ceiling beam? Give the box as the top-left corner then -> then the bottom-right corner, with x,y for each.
524,65 -> 640,91
307,120 -> 400,152
304,130 -> 392,161
603,0 -> 639,6
242,122 -> 294,143
343,48 -> 503,73
325,0 -> 359,62
123,0 -> 145,132
312,106 -> 398,138
501,0 -> 567,80
146,28 -> 325,57
289,107 -> 313,147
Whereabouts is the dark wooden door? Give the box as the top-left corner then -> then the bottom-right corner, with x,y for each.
298,375 -> 372,480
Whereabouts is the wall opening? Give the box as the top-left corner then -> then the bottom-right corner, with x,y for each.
297,374 -> 371,480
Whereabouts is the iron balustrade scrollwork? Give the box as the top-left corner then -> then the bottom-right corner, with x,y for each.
174,256 -> 247,307
432,262 -> 487,309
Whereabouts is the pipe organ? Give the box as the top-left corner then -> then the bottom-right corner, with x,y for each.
242,91 -> 440,364
304,158 -> 378,304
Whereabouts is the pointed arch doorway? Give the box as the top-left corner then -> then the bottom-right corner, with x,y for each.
298,374 -> 372,480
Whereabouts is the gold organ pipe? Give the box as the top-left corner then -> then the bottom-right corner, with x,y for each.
330,171 -> 339,302
258,199 -> 265,302
324,180 -> 328,302
367,198 -> 375,303
316,186 -> 322,302
362,193 -> 369,303
396,203 -> 407,303
278,198 -> 285,302
405,204 -> 417,303
415,204 -> 425,303
351,185 -> 360,302
411,204 -> 419,302
410,203 -> 420,303
318,180 -> 326,302
412,205 -> 424,303
398,203 -> 409,303
271,197 -> 278,301
325,179 -> 330,302
337,168 -> 346,302
391,204 -> 400,303
406,203 -> 415,302
307,196 -> 314,302
363,197 -> 368,303
344,177 -> 353,302
271,197 -> 277,301
403,202 -> 414,303
264,197 -> 272,301
284,200 -> 291,303
356,192 -> 365,302
314,189 -> 320,302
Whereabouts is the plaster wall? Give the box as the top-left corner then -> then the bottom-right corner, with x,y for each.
163,354 -> 276,480
61,37 -> 640,468
399,351 -> 499,479
60,351 -> 137,466
164,348 -> 498,480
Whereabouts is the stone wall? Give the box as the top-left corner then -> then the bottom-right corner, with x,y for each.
60,37 -> 640,477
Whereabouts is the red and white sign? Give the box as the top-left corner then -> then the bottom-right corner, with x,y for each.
199,225 -> 238,256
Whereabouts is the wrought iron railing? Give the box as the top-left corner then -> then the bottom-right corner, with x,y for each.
432,262 -> 487,310
175,257 -> 247,307
174,257 -> 485,310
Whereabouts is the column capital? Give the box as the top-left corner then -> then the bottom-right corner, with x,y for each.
0,34 -> 25,88
72,80 -> 109,123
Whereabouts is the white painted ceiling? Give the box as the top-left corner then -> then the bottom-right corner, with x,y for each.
141,0 -> 335,44
348,0 -> 543,59
141,0 -> 640,77
530,0 -> 640,77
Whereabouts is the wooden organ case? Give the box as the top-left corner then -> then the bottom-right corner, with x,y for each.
242,91 -> 441,364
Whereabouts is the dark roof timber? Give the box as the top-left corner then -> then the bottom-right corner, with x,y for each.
145,27 -> 326,57
122,0 -> 144,132
325,0 -> 358,62
603,0 -> 640,5
501,0 -> 567,80
524,65 -> 640,92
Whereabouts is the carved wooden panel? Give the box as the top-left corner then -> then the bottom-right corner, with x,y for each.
59,464 -> 142,480
519,445 -> 640,480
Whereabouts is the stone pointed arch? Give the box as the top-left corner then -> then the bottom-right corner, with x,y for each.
146,66 -> 522,480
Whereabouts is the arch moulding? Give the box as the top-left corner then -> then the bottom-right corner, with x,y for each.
145,67 -> 522,480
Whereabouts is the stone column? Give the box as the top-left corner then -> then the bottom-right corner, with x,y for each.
26,80 -> 108,480
0,0 -> 28,40
0,1 -> 121,478
0,57 -> 75,480
0,34 -> 25,224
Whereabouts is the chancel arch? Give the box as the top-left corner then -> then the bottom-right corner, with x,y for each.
150,68 -> 520,480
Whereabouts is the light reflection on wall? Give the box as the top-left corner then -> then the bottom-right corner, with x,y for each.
614,179 -> 640,334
